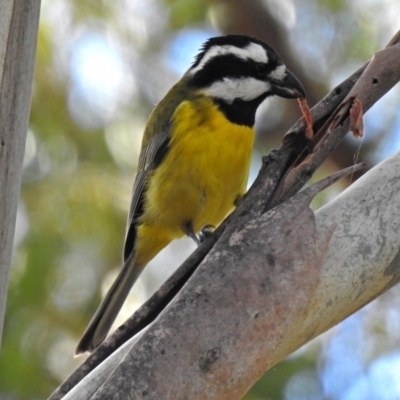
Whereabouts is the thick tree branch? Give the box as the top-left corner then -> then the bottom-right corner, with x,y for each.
62,151 -> 400,399
0,0 -> 41,349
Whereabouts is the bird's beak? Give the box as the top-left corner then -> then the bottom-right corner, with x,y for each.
270,69 -> 305,99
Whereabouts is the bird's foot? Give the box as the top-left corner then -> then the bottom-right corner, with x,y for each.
198,224 -> 215,244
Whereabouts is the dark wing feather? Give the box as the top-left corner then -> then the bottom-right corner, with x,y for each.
123,130 -> 171,261
122,78 -> 189,261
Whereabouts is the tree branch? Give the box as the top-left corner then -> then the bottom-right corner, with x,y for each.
61,152 -> 400,399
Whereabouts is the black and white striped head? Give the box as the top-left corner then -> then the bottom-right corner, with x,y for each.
185,35 -> 305,125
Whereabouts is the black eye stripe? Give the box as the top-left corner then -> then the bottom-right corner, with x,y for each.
255,62 -> 277,76
188,55 -> 278,88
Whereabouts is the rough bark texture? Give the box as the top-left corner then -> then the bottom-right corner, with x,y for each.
0,0 -> 41,349
62,152 -> 400,400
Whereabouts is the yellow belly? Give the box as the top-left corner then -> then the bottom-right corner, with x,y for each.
135,98 -> 254,264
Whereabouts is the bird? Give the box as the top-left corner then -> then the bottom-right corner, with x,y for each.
75,34 -> 305,354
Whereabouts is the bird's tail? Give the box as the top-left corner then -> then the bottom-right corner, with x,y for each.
75,251 -> 145,355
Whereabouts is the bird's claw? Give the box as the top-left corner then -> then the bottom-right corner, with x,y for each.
198,224 -> 215,244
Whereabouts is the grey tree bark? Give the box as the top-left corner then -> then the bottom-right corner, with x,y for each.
62,150 -> 400,400
0,0 -> 41,348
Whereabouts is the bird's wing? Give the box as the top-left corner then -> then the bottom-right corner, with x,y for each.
123,129 -> 171,261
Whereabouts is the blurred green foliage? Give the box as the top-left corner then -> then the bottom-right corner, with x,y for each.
166,0 -> 208,28
1,0 -> 400,399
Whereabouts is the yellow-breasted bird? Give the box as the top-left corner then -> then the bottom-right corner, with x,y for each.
76,34 -> 305,354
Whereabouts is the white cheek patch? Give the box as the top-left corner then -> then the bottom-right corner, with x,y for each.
268,64 -> 286,81
239,42 -> 269,63
190,42 -> 269,75
202,77 -> 271,103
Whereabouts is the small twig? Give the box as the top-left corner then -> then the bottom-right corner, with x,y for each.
302,162 -> 367,201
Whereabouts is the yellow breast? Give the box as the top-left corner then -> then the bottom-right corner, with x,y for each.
142,96 -> 254,240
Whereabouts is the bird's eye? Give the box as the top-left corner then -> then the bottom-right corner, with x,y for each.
255,63 -> 268,77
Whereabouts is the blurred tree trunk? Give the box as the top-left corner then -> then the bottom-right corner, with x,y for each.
0,0 -> 41,348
